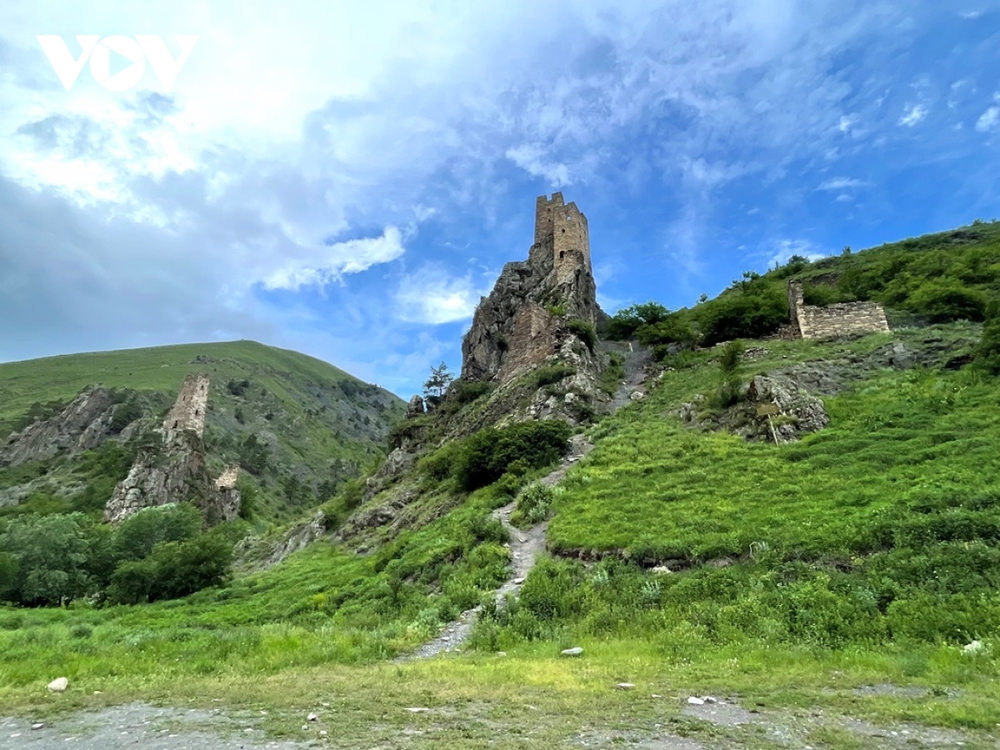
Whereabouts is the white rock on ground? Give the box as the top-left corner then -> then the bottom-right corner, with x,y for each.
560,647 -> 584,657
47,678 -> 68,692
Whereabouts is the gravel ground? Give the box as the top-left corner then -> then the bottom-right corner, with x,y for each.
1,703 -> 314,750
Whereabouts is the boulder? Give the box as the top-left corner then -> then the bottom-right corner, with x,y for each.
47,677 -> 68,693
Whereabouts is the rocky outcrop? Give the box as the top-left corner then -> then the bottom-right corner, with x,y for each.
676,374 -> 829,443
406,395 -> 425,418
1,387 -> 120,467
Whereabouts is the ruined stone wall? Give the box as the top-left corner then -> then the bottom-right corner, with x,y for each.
496,302 -> 559,382
788,280 -> 890,339
163,373 -> 209,444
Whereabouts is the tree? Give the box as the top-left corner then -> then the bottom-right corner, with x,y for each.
0,513 -> 95,605
423,362 -> 454,405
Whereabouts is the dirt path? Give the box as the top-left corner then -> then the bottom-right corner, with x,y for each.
404,434 -> 594,660
610,341 -> 653,412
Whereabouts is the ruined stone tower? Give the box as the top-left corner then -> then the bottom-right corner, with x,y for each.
163,373 -> 209,445
461,193 -> 601,385
532,192 -> 592,285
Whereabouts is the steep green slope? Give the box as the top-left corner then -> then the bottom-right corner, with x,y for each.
0,340 -> 405,521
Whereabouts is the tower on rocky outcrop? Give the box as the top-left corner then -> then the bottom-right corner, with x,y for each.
104,373 -> 239,526
461,193 -> 602,385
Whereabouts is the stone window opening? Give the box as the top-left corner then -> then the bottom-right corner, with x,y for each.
173,421 -> 179,429
559,251 -> 565,259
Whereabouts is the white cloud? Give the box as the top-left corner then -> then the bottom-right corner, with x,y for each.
976,106 -> 1000,133
817,176 -> 869,191
505,144 -> 571,187
394,266 -> 482,324
898,104 -> 928,127
262,226 -> 405,291
838,115 -> 857,134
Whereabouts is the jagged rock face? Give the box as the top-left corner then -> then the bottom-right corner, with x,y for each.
462,193 -> 601,385
104,432 -> 239,526
1,387 -> 118,468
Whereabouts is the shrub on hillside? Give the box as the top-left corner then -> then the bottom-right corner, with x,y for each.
446,379 -> 494,407
906,281 -> 987,323
532,363 -> 574,388
698,286 -> 787,346
976,300 -> 1000,375
107,534 -> 232,605
0,513 -> 97,605
606,302 -> 670,340
566,319 -> 597,353
455,420 -> 572,491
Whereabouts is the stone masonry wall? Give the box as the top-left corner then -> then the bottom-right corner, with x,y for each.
163,373 -> 209,445
788,280 -> 890,339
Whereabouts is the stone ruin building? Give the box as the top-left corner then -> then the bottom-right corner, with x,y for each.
461,192 -> 602,385
104,373 -> 240,526
788,279 -> 890,339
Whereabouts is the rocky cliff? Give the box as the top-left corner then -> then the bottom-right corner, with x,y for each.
0,387 -> 121,467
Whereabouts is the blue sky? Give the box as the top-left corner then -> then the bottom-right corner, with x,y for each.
1,1 -> 999,397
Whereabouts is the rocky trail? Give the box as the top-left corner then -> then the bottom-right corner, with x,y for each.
405,346 -> 651,661
404,433 -> 594,660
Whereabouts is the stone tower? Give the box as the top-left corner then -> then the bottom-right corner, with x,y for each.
163,373 -> 209,445
532,192 -> 592,285
461,193 -> 601,384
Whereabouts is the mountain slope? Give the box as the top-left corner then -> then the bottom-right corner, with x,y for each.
0,340 -> 405,521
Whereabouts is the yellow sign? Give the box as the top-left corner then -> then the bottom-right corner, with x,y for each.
756,403 -> 779,417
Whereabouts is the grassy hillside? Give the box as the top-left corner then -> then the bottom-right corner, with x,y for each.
0,340 -> 405,521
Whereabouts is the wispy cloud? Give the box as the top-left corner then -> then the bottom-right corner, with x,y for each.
817,177 -> 870,191
505,144 -> 572,187
898,104 -> 928,127
976,106 -> 1000,133
394,265 -> 482,325
261,227 -> 405,291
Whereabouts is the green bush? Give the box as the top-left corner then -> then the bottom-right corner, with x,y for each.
446,380 -> 494,406
455,420 -> 572,491
110,398 -> 143,433
635,315 -> 697,349
0,513 -> 97,605
906,281 -> 987,323
976,301 -> 1000,375
566,319 -> 597,353
108,534 -> 232,605
607,302 -> 670,340
699,287 -> 787,346
532,364 -> 574,388
510,483 -> 557,528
